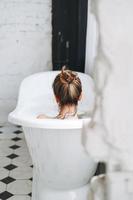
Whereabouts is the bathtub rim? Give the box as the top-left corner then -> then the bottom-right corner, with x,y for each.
8,110 -> 91,129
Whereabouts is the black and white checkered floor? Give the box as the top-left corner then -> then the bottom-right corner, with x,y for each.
0,125 -> 32,200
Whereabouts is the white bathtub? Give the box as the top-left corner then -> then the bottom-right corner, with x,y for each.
8,71 -> 97,200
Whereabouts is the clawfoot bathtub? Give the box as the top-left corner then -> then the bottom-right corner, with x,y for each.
8,71 -> 97,200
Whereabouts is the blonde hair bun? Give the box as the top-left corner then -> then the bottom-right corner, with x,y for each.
61,66 -> 77,84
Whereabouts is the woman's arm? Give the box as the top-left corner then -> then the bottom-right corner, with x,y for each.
37,114 -> 51,119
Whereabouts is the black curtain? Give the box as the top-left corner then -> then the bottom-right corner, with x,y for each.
52,0 -> 88,72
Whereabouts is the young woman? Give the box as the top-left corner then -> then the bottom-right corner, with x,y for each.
37,66 -> 82,119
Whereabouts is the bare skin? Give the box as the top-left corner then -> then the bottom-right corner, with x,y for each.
37,94 -> 82,119
37,104 -> 77,119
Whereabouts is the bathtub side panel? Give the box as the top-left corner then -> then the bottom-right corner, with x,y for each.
23,127 -> 97,189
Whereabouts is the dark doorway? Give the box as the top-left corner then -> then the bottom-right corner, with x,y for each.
52,0 -> 88,72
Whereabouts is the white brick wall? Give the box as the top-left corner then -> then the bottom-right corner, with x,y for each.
0,0 -> 52,124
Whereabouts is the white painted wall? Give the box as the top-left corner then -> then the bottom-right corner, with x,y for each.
85,0 -> 98,75
0,0 -> 52,124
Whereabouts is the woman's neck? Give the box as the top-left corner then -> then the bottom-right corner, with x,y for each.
58,104 -> 77,117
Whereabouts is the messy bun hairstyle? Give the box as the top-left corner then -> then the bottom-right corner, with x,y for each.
52,66 -> 82,107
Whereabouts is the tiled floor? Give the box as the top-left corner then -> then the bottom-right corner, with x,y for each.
0,125 -> 32,200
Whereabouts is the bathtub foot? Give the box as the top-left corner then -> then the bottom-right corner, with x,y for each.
32,185 -> 91,200
32,178 -> 91,200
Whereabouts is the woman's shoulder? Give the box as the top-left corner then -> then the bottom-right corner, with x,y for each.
78,111 -> 91,119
